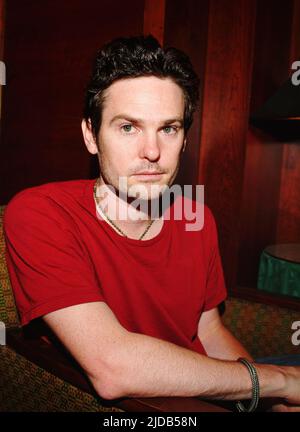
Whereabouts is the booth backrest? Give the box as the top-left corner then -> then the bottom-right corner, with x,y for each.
0,205 -> 20,328
223,296 -> 299,358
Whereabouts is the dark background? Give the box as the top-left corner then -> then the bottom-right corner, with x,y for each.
0,0 -> 299,308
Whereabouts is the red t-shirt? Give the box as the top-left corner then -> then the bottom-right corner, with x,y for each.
3,179 -> 227,355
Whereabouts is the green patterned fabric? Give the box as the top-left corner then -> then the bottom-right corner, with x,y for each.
0,205 -> 20,327
258,249 -> 300,298
223,297 -> 300,358
0,345 -> 123,412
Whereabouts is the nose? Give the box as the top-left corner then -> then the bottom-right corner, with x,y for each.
139,132 -> 161,161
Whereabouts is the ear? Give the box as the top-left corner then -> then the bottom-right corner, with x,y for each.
81,119 -> 98,155
182,137 -> 187,153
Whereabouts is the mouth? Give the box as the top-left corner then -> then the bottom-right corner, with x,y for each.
132,172 -> 164,181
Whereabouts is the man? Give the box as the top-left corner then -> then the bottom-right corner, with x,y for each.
3,35 -> 300,411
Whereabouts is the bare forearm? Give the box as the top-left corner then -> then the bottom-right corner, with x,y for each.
200,324 -> 253,361
94,330 -> 287,401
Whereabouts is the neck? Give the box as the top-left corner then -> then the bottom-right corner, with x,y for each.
93,178 -> 164,240
94,177 -> 161,225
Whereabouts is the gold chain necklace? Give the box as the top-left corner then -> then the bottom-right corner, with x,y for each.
93,179 -> 155,240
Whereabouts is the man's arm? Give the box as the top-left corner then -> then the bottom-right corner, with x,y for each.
197,307 -> 253,361
43,301 -> 300,406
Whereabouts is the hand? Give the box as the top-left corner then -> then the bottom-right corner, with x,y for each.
271,366 -> 300,411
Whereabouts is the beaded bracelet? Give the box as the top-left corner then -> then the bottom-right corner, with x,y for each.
236,358 -> 260,412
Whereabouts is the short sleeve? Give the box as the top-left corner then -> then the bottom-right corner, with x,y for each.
3,190 -> 105,326
202,208 -> 227,312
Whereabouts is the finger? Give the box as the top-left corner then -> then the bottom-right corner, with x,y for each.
272,404 -> 300,412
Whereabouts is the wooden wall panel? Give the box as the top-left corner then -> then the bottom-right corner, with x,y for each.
238,128 -> 284,287
198,0 -> 256,290
0,0 -> 4,53
276,0 -> 300,244
0,0 -> 4,62
143,0 -> 165,44
0,0 -> 144,204
277,143 -> 300,244
164,0 -> 209,188
238,0 -> 295,288
0,0 -> 5,120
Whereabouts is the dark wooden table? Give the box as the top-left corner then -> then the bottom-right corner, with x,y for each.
264,243 -> 300,264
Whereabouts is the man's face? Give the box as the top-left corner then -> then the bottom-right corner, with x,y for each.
89,76 -> 186,200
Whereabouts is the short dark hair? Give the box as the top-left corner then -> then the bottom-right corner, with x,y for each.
83,35 -> 200,138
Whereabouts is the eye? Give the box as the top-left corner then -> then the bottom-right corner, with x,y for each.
121,124 -> 135,134
163,126 -> 178,135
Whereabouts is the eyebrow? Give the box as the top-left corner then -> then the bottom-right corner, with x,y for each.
109,114 -> 184,127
